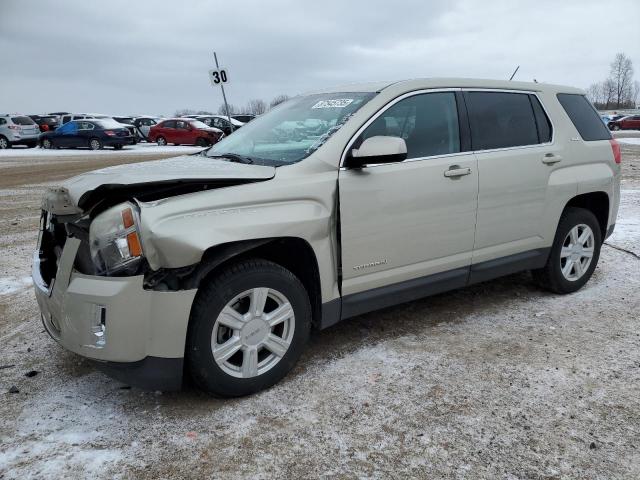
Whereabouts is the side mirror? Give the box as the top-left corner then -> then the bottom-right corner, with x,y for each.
345,136 -> 407,168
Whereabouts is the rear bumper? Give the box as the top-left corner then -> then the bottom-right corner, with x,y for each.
9,133 -> 39,145
32,238 -> 196,390
103,136 -> 135,146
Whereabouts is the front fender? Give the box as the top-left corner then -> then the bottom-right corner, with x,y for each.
137,168 -> 340,302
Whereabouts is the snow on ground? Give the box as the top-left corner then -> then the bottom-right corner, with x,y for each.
617,137 -> 640,145
0,143 -> 203,159
0,276 -> 32,296
607,189 -> 640,256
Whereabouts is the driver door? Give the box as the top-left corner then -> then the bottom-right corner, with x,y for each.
56,121 -> 79,147
338,91 -> 478,311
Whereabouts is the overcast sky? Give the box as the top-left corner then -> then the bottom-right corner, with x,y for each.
1,0 -> 639,116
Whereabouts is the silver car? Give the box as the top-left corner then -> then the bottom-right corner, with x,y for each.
0,114 -> 40,148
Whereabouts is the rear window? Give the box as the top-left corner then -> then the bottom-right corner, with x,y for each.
556,94 -> 611,141
464,92 -> 539,150
94,119 -> 128,129
11,116 -> 36,125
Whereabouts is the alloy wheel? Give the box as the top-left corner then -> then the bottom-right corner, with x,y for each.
211,288 -> 295,378
90,139 -> 101,150
0,137 -> 8,149
560,224 -> 595,281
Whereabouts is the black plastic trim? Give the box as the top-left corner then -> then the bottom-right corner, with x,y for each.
340,267 -> 469,321
468,248 -> 550,284
320,298 -> 342,329
322,248 -> 552,328
605,223 -> 615,240
92,356 -> 184,391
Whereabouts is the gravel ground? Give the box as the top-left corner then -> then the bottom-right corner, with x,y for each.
0,138 -> 639,479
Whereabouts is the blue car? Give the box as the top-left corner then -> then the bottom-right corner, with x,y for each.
39,119 -> 135,150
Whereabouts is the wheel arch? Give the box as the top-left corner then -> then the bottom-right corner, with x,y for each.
148,237 -> 324,329
563,191 -> 609,240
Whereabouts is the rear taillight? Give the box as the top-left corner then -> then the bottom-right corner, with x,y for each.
41,125 -> 49,132
609,139 -> 621,164
104,130 -> 116,136
8,125 -> 19,130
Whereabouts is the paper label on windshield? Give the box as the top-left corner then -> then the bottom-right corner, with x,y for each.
312,99 -> 354,109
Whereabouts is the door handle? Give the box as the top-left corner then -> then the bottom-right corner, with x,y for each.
542,153 -> 562,164
444,166 -> 471,178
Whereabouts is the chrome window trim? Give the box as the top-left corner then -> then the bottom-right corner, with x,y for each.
339,87 -> 555,170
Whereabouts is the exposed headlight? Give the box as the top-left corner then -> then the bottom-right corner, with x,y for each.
89,202 -> 144,275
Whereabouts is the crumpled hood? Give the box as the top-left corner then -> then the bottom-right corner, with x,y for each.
42,155 -> 275,214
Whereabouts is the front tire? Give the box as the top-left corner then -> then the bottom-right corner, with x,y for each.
41,138 -> 53,149
187,259 -> 311,397
156,136 -> 167,146
532,207 -> 602,294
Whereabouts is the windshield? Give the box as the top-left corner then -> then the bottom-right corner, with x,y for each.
190,120 -> 210,129
206,92 -> 375,165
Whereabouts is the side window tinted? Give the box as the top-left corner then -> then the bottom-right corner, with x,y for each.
176,121 -> 189,130
530,95 -> 552,143
361,92 -> 460,159
465,92 -> 539,150
0,119 -> 6,125
556,94 -> 611,141
163,120 -> 176,129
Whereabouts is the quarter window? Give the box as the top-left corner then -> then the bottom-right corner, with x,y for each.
360,92 -> 460,159
556,94 -> 610,141
465,92 -> 539,150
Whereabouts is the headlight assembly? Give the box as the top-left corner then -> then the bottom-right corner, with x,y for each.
89,202 -> 144,275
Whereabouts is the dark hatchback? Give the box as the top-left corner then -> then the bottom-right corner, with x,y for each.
40,119 -> 135,150
29,115 -> 60,132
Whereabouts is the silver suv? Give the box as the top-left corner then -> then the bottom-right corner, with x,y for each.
33,78 -> 621,396
0,114 -> 40,148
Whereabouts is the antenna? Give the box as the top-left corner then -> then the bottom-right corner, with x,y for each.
509,65 -> 520,81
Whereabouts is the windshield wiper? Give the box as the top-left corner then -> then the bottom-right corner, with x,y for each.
208,153 -> 253,164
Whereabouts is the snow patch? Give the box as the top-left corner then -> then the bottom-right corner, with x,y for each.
0,143 -> 203,159
0,276 -> 32,295
617,137 -> 640,145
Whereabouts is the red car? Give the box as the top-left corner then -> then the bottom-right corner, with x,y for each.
608,115 -> 640,131
148,118 -> 223,146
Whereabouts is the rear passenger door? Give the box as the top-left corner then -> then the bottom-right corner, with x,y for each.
464,90 -> 559,268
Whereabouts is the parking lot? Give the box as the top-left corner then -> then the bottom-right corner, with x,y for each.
0,135 -> 638,478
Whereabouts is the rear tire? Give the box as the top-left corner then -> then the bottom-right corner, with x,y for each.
0,136 -> 10,149
114,144 -> 123,150
195,137 -> 210,147
187,259 -> 311,397
41,138 -> 53,149
532,207 -> 602,294
89,138 -> 102,150
612,125 -> 621,131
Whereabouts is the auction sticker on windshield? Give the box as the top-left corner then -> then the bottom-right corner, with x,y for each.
312,99 -> 354,109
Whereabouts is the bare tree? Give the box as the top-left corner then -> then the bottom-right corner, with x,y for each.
610,53 -> 634,108
245,99 -> 267,116
217,103 -> 237,115
269,94 -> 290,108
